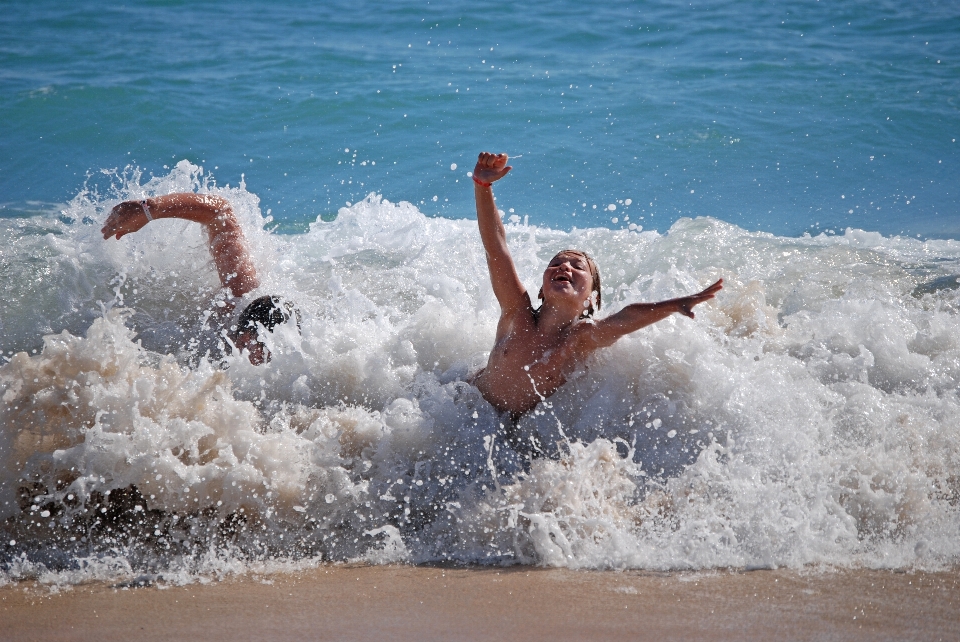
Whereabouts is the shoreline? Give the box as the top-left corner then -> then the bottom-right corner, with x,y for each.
2,565 -> 958,641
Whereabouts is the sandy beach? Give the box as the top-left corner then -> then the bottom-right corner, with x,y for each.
1,565 -> 957,641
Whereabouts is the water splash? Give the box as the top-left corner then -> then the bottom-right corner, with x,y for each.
2,165 -> 960,585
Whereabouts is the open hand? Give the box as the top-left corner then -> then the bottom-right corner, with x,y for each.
676,278 -> 723,319
473,152 -> 512,185
102,200 -> 150,240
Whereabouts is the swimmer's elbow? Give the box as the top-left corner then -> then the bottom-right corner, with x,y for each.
198,193 -> 231,211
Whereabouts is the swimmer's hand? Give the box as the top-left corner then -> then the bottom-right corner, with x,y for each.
102,199 -> 151,240
473,152 -> 512,185
675,278 -> 723,318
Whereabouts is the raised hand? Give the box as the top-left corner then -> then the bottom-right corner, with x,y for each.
473,152 -> 512,185
675,278 -> 723,318
102,200 -> 151,240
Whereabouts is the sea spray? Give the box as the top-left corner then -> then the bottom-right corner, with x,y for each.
2,164 -> 960,585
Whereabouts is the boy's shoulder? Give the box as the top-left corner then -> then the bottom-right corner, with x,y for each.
562,316 -> 608,352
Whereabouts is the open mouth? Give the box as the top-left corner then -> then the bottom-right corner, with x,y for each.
552,274 -> 571,283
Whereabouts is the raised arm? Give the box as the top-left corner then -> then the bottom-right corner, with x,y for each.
583,279 -> 723,350
473,152 -> 528,312
101,193 -> 259,297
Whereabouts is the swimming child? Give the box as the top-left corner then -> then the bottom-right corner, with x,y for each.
101,193 -> 299,364
469,152 -> 723,418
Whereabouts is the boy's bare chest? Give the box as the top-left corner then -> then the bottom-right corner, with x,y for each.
490,324 -> 570,371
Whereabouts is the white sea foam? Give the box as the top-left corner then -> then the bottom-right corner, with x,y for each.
2,162 -> 959,584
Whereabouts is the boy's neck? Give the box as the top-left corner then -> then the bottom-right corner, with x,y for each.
535,301 -> 583,334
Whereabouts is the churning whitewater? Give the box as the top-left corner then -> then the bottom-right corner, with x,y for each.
2,162 -> 960,585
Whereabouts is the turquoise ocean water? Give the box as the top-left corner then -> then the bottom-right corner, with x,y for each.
3,0 -> 958,236
2,1 -> 960,583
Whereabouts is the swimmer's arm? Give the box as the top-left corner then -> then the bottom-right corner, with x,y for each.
101,193 -> 260,298
580,279 -> 723,350
473,152 -> 526,311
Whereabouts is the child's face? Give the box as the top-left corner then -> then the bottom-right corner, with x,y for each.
542,251 -> 595,310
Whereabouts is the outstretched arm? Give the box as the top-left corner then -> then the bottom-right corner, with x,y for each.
583,279 -> 723,349
473,152 -> 527,312
101,193 -> 259,297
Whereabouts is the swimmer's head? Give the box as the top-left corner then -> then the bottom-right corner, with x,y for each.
232,295 -> 302,364
539,249 -> 602,318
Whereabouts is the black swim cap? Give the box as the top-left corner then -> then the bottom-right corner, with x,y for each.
236,295 -> 302,335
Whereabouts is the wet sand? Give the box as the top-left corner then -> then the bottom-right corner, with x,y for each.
1,565 -> 958,641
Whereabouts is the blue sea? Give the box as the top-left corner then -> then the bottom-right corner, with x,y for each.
2,0 -> 959,585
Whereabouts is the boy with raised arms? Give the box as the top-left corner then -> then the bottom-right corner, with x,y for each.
469,152 -> 723,418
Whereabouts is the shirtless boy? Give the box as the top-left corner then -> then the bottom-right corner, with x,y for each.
470,152 -> 723,418
101,193 -> 298,364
